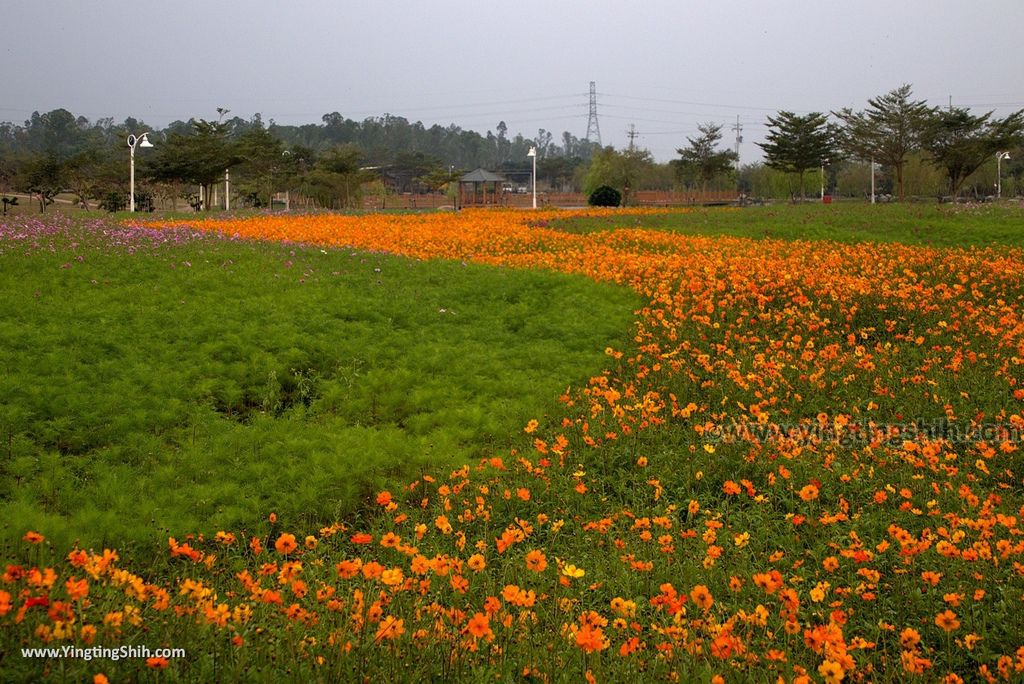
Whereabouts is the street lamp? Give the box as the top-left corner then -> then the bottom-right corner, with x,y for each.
527,146 -> 537,209
820,158 -> 829,200
127,133 -> 154,212
282,150 -> 292,211
870,158 -> 876,204
996,151 -> 1010,200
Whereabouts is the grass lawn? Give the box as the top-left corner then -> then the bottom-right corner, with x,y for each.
0,215 -> 638,551
547,201 -> 1024,248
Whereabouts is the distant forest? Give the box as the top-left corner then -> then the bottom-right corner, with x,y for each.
0,108 -> 601,211
3,88 -> 1022,212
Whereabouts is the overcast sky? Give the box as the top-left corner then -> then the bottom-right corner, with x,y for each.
6,0 -> 1023,162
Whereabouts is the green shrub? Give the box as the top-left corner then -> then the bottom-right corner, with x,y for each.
588,185 -> 621,207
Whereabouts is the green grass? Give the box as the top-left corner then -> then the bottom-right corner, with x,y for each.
550,202 -> 1024,248
0,220 -> 639,551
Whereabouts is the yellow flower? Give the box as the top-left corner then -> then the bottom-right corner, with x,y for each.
562,564 -> 585,578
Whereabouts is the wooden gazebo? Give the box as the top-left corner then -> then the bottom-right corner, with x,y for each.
458,169 -> 507,208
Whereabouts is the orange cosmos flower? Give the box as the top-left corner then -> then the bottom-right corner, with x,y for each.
483,596 -> 501,615
336,559 -> 362,578
466,612 -> 492,639
934,610 -> 960,632
376,491 -> 393,506
374,615 -> 405,642
818,660 -> 844,684
274,533 -> 297,555
525,550 -> 548,572
380,568 -> 404,586
900,627 -> 921,649
467,554 -> 486,572
753,570 -> 784,594
575,624 -> 608,653
214,531 -> 236,546
65,576 -> 89,601
0,590 -> 13,617
799,484 -> 819,501
23,531 -> 44,544
690,584 -> 713,611
146,657 -> 169,669
249,536 -> 263,555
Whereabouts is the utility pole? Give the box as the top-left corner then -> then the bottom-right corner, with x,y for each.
731,115 -> 743,172
585,81 -> 602,146
626,124 -> 638,152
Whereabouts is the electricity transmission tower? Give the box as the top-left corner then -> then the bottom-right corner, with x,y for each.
626,124 -> 638,151
585,81 -> 602,146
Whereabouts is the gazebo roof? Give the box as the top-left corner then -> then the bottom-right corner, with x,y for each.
460,168 -> 507,183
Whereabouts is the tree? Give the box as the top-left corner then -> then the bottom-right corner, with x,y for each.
534,129 -> 554,159
416,166 -> 461,193
919,107 -> 1024,199
299,144 -> 371,209
235,121 -> 287,206
758,112 -> 840,199
63,146 -> 104,209
147,119 -> 238,209
834,84 -> 932,200
20,153 -> 63,212
582,146 -> 654,205
673,123 -> 737,193
388,151 -> 442,192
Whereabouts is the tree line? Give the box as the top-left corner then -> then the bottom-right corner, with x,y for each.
759,84 -> 1024,201
584,84 -> 1024,203
0,109 -> 600,212
1,84 -> 1021,212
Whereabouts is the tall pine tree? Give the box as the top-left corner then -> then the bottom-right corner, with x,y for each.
758,112 -> 839,199
834,84 -> 932,201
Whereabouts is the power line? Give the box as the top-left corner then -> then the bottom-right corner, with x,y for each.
598,92 -> 807,113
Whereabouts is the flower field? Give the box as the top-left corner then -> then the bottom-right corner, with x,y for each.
3,207 -> 1024,682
